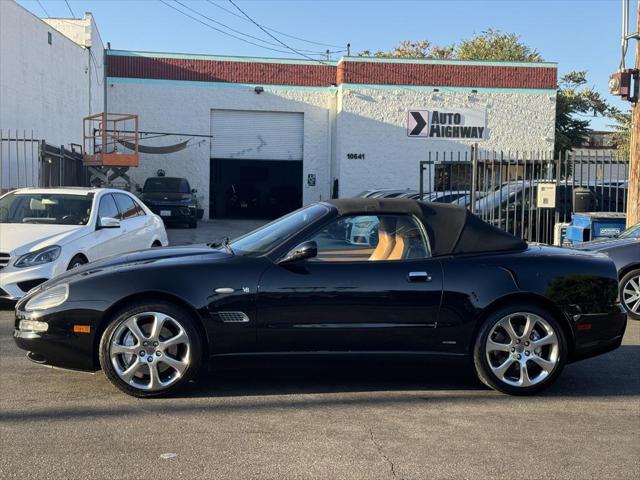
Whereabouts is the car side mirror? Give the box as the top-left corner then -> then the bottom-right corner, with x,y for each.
191,188 -> 198,194
98,217 -> 121,229
279,241 -> 317,264
136,185 -> 142,192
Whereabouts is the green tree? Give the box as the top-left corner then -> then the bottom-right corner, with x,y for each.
609,108 -> 632,159
456,29 -> 543,62
359,30 -> 616,155
358,40 -> 453,59
555,71 -> 612,155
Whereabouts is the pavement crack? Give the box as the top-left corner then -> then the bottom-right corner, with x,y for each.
369,426 -> 397,479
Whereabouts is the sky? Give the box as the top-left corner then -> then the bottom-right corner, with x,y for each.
16,0 -> 640,130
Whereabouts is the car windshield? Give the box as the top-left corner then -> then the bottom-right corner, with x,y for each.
0,192 -> 93,225
143,178 -> 190,193
228,204 -> 331,256
619,224 -> 640,239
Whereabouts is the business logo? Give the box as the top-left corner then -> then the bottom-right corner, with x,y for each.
407,108 -> 486,140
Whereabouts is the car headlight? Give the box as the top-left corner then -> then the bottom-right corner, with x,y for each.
19,319 -> 49,332
15,245 -> 61,268
24,284 -> 69,311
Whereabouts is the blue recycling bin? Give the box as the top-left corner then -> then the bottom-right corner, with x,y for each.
566,212 -> 627,244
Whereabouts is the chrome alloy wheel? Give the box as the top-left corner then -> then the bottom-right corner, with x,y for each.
622,274 -> 640,315
485,312 -> 560,388
109,312 -> 191,391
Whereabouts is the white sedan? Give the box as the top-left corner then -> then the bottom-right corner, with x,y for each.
0,187 -> 168,300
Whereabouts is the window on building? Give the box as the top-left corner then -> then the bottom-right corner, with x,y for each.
47,32 -> 52,45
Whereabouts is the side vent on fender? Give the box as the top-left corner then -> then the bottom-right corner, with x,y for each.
218,311 -> 250,323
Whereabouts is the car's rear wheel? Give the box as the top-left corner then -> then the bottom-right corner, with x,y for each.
67,255 -> 87,270
620,269 -> 640,320
99,302 -> 202,397
473,305 -> 567,395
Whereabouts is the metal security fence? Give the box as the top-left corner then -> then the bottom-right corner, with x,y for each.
0,129 -> 87,191
0,130 -> 40,190
419,147 -> 630,245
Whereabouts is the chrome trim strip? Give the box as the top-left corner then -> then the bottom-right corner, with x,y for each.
214,287 -> 235,294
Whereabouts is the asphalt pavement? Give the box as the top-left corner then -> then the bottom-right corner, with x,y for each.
1,308 -> 638,479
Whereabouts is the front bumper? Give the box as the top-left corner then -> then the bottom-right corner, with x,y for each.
13,302 -> 106,371
146,204 -> 197,222
0,261 -> 59,300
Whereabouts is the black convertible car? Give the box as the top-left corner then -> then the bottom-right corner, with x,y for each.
14,199 -> 626,397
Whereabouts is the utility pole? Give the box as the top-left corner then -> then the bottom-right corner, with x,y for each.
629,2 -> 640,227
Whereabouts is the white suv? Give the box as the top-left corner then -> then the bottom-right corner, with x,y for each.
0,187 -> 168,300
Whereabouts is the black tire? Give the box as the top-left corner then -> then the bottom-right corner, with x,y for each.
99,301 -> 203,398
67,254 -> 88,270
151,241 -> 162,248
473,304 -> 567,396
188,220 -> 197,229
620,269 -> 640,320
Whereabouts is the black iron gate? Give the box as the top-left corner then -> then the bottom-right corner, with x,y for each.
420,146 -> 629,244
40,143 -> 87,188
1,129 -> 87,191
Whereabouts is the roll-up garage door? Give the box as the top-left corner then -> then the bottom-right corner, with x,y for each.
211,110 -> 303,161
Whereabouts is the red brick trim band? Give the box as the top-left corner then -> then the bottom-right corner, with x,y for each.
338,61 -> 557,89
107,54 -> 557,89
107,55 -> 335,87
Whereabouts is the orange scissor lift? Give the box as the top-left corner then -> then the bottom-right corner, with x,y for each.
83,113 -> 139,188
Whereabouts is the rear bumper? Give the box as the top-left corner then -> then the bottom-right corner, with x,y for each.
569,310 -> 627,362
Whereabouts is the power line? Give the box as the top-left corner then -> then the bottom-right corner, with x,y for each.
64,0 -> 76,18
159,0 -> 310,56
226,0 -> 332,65
206,0 -> 344,50
167,0 -> 428,92
89,48 -> 103,86
172,0 -> 333,55
36,0 -> 50,17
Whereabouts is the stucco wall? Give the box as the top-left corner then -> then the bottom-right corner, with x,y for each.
0,1 -> 103,187
106,79 -> 334,218
335,85 -> 557,196
107,77 -> 556,215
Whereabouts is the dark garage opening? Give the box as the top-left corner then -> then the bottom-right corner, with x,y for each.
210,158 -> 302,219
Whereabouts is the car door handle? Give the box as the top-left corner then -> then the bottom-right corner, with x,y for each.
407,271 -> 432,283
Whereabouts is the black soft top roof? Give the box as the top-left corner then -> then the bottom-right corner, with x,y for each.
325,198 -> 527,256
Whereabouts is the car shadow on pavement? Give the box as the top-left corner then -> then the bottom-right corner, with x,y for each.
174,346 -> 640,399
182,354 -> 484,399
2,348 -> 639,424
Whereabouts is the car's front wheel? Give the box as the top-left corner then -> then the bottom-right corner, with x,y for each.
473,305 -> 567,395
620,269 -> 640,320
99,302 -> 202,397
67,255 -> 87,270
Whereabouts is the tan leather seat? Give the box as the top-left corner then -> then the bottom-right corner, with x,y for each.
369,218 -> 396,261
388,218 -> 415,260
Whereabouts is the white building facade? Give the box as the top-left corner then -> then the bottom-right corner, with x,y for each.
106,51 -> 557,218
0,0 -> 104,188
